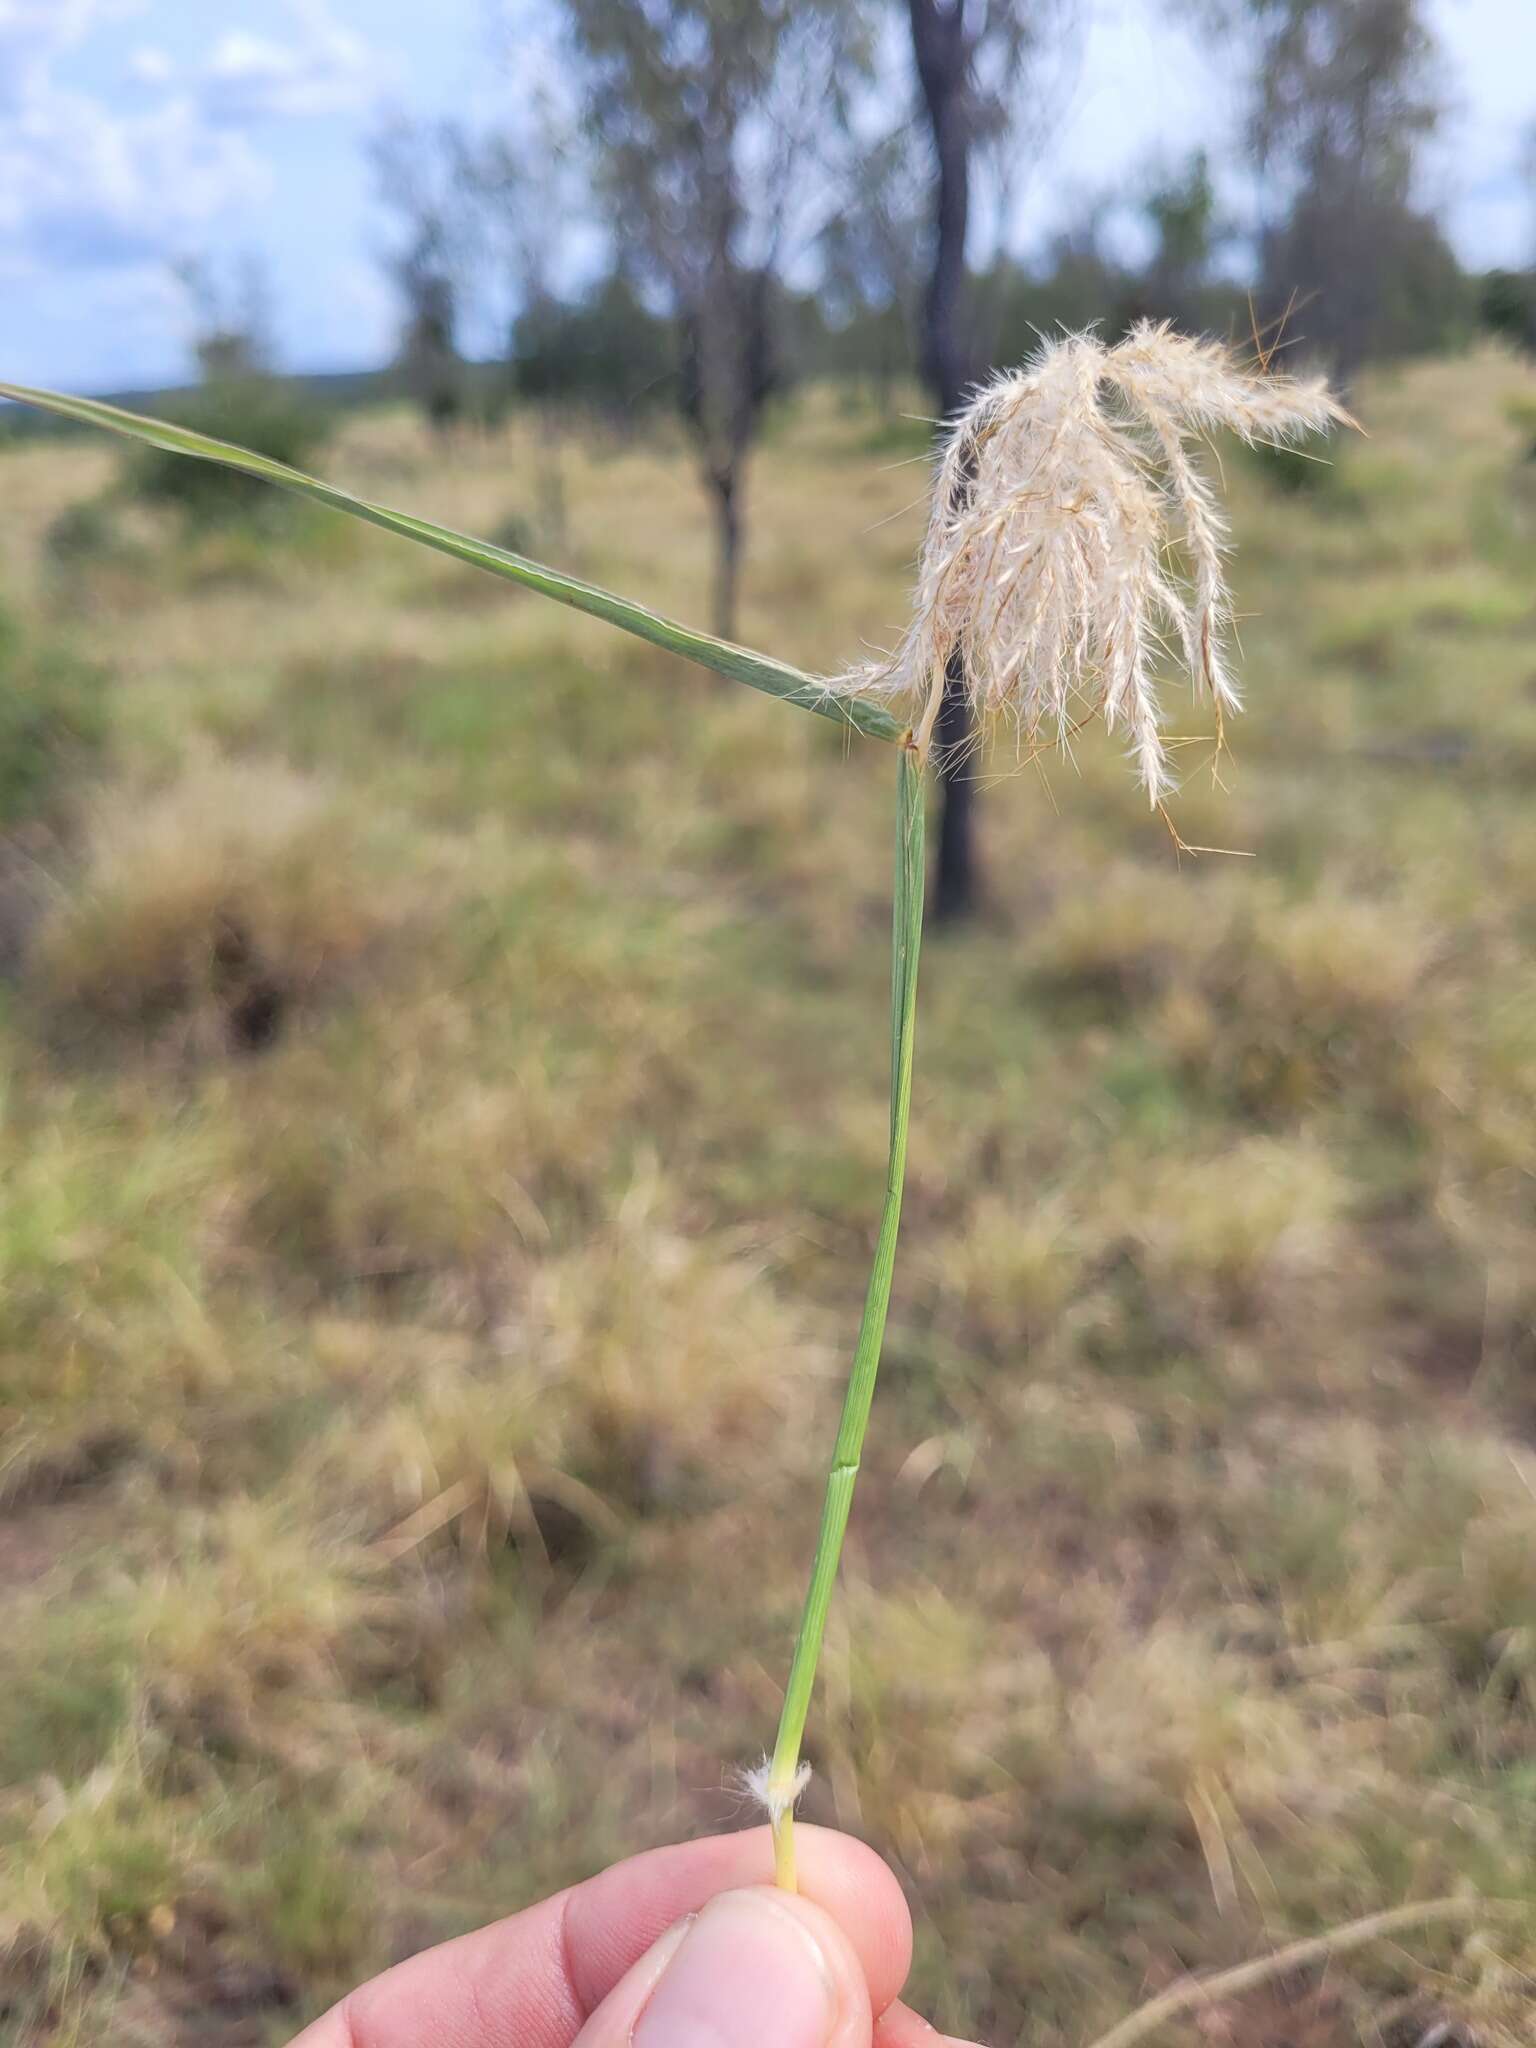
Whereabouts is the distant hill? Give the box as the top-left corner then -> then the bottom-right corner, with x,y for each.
0,360 -> 514,441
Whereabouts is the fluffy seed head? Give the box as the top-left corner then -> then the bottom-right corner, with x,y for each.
847,323 -> 1348,803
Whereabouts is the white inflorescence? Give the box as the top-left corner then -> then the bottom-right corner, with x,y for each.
846,323 -> 1347,804
741,1758 -> 812,1826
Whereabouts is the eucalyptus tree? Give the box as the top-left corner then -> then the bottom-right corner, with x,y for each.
1206,0 -> 1451,381
817,126 -> 929,405
1142,149 -> 1219,329
457,109 -> 579,541
370,114 -> 472,434
557,0 -> 873,638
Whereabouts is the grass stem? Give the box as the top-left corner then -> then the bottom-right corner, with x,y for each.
766,743 -> 925,1890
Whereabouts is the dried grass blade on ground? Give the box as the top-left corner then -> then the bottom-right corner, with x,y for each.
1086,1897 -> 1494,2048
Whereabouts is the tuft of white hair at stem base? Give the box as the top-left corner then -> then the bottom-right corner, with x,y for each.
838,322 -> 1349,805
742,1758 -> 813,1828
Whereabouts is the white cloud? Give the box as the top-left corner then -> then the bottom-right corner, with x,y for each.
0,0 -> 141,78
128,45 -> 173,85
0,0 -> 91,113
83,2 -> 379,128
0,0 -> 376,290
0,0 -> 397,384
0,81 -> 266,273
196,3 -> 377,127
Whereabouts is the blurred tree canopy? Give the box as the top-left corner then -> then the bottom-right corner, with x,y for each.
1205,0 -> 1471,379
1480,269 -> 1536,358
371,114 -> 473,434
511,273 -> 677,415
554,0 -> 876,636
363,0 -> 1532,439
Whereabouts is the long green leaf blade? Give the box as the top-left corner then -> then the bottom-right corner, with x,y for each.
0,379 -> 905,747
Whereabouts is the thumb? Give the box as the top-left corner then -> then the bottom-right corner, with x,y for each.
573,1884 -> 874,2048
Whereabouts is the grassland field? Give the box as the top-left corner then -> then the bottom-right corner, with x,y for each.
2,350 -> 1536,2045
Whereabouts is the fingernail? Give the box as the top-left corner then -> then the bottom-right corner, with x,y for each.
632,1889 -> 837,2048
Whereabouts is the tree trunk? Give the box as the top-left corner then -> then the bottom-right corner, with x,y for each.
709,466 -> 741,641
931,649 -> 976,919
917,52 -> 972,421
909,0 -> 980,921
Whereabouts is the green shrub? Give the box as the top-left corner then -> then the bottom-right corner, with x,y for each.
0,602 -> 107,824
1479,267 -> 1536,357
512,275 -> 676,417
1243,434 -> 1336,496
44,495 -> 123,570
123,378 -> 330,523
490,509 -> 536,556
1504,394 -> 1536,462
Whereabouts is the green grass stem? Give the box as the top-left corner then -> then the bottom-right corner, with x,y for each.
766,744 -> 925,1890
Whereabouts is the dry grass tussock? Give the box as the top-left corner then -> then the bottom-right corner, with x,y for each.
31,752 -> 431,1054
295,1183 -> 828,1545
1,347 -> 1535,2042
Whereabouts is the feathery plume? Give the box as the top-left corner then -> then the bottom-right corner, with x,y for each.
844,322 -> 1349,803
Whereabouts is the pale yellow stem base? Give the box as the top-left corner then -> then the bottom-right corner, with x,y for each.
771,1809 -> 798,1893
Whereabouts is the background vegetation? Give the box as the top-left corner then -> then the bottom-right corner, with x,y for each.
1,339 -> 1535,2043
4,0 -> 1536,2041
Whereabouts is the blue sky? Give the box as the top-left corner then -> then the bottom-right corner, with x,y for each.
1,0 -> 1531,392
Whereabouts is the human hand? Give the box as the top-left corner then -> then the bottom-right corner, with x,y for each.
290,1823 -> 983,2048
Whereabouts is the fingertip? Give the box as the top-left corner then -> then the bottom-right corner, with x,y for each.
789,1824 -> 915,2015
573,1886 -> 874,2048
748,1887 -> 876,2048
564,1825 -> 913,2021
